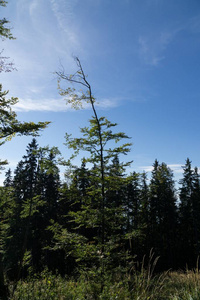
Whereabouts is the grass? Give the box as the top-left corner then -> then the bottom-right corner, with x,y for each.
166,268 -> 200,299
8,257 -> 200,299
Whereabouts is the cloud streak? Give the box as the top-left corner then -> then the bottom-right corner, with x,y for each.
15,98 -> 68,112
15,97 -> 120,112
138,31 -> 173,66
138,12 -> 200,67
50,0 -> 79,49
139,164 -> 183,174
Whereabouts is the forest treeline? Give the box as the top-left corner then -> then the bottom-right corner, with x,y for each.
1,138 -> 200,282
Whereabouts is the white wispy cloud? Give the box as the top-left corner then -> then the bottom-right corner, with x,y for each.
183,14 -> 200,34
15,98 -> 71,112
96,98 -> 122,109
29,0 -> 40,17
168,164 -> 184,174
138,31 -> 173,66
15,0 -> 80,68
139,165 -> 154,173
50,0 -> 79,49
139,164 -> 183,174
14,97 -> 120,112
2,0 -> 85,112
138,12 -> 200,67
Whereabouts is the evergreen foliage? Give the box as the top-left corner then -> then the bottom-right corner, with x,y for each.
1,141 -> 200,297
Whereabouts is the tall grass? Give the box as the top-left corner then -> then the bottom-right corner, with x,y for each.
9,256 -> 200,299
166,259 -> 200,300
129,250 -> 168,299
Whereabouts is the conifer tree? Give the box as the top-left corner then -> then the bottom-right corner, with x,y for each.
191,167 -> 200,256
36,146 -> 61,272
139,172 -> 150,256
178,159 -> 200,267
148,161 -> 177,269
122,173 -> 140,257
3,141 -> 62,279
0,174 -> 15,297
3,168 -> 12,187
140,172 -> 149,232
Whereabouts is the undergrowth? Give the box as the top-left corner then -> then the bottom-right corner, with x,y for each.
9,256 -> 200,299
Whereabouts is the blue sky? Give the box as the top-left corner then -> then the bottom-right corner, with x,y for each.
1,0 -> 200,185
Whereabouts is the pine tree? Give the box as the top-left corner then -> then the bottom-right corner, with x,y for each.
2,141 -> 63,280
3,168 -> 12,187
4,139 -> 39,280
123,172 -> 143,260
178,159 -> 200,267
125,172 -> 141,231
36,146 -> 61,272
0,175 -> 16,296
140,172 -> 149,232
148,161 -> 178,269
139,172 -> 150,256
191,167 -> 200,256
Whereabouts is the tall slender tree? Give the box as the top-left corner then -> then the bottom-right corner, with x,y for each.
55,58 -> 132,279
178,159 -> 200,267
148,161 -> 177,269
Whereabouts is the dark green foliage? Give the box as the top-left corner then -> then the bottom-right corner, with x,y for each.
2,138 -> 200,289
1,140 -> 62,282
47,115 -> 132,279
178,159 -> 200,268
147,161 -> 178,269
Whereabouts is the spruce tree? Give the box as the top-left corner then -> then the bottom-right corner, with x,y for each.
179,159 -> 200,267
148,161 -> 177,269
